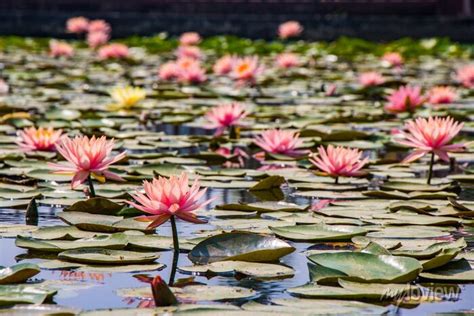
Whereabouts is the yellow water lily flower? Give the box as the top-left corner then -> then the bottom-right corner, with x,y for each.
108,86 -> 146,110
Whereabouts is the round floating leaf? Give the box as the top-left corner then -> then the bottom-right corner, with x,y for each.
16,233 -> 128,253
270,224 -> 367,242
64,197 -> 123,215
0,285 -> 56,306
0,304 -> 79,315
0,263 -> 40,284
118,285 -> 256,301
308,252 -> 422,283
216,201 -> 308,213
178,260 -> 294,279
419,259 -> 474,282
29,226 -> 98,240
58,248 -> 159,265
188,232 -> 294,264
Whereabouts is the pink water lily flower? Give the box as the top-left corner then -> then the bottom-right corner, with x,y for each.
275,53 -> 300,69
382,52 -> 403,67
48,135 -> 126,189
176,46 -> 202,60
278,21 -> 303,39
231,56 -> 263,85
254,129 -> 308,157
205,103 -> 249,135
428,86 -> 458,105
310,145 -> 368,179
213,55 -> 237,75
456,65 -> 474,88
385,85 -> 424,113
179,32 -> 201,46
393,116 -> 465,163
87,31 -> 109,49
158,62 -> 180,81
177,65 -> 207,84
128,173 -> 213,228
49,41 -> 74,58
98,44 -> 129,60
88,20 -> 111,34
17,127 -> 63,152
66,17 -> 89,34
358,71 -> 385,87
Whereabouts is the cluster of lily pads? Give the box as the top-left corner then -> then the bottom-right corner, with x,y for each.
0,17 -> 473,315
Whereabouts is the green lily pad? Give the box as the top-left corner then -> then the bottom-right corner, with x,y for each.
308,252 -> 422,283
118,285 -> 256,301
249,175 -> 285,191
188,232 -> 294,264
179,260 -> 294,279
57,248 -> 159,265
0,285 -> 56,306
15,233 -> 128,253
216,201 -> 308,213
420,259 -> 474,282
64,197 -> 123,215
0,263 -> 40,284
270,224 -> 367,242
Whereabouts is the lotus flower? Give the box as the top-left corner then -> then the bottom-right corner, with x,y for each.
177,65 -> 207,84
158,62 -> 180,81
213,55 -> 236,75
49,41 -> 74,58
108,86 -> 146,110
179,32 -> 201,46
275,53 -> 300,69
428,86 -> 457,105
278,21 -> 303,39
49,135 -> 126,190
231,56 -> 263,85
176,57 -> 200,70
66,17 -> 89,34
393,116 -> 465,163
129,173 -> 212,229
382,52 -> 403,67
17,127 -> 63,152
98,44 -> 129,60
309,145 -> 368,181
456,65 -> 474,88
254,129 -> 308,157
358,71 -> 385,87
205,102 -> 248,135
176,46 -> 202,60
87,31 -> 109,49
385,85 -> 424,113
393,116 -> 466,184
88,20 -> 111,34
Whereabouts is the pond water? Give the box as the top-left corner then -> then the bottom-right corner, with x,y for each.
1,181 -> 473,315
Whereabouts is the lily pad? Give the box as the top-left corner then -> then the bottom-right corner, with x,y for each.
308,252 -> 422,283
270,224 -> 367,241
188,232 -> 294,264
57,248 -> 159,265
15,233 -> 128,253
178,261 -> 294,279
0,263 -> 40,284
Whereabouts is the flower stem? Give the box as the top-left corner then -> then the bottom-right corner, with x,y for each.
168,215 -> 180,286
427,152 -> 435,185
170,215 -> 179,254
87,175 -> 96,198
335,176 -> 339,184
